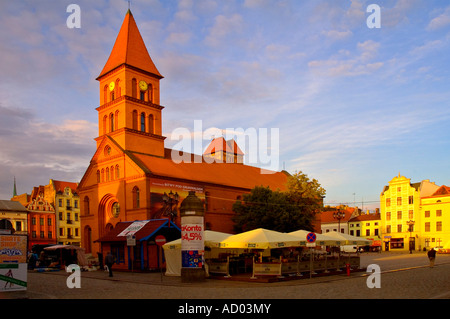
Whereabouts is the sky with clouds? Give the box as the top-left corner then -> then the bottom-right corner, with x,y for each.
1,0 -> 450,210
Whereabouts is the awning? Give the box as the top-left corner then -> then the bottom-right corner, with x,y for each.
95,219 -> 180,243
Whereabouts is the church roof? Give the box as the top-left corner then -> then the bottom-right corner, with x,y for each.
130,149 -> 288,191
97,10 -> 162,80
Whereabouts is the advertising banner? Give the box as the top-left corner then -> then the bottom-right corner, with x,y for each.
118,221 -> 149,237
181,217 -> 204,268
0,235 -> 27,264
0,263 -> 27,292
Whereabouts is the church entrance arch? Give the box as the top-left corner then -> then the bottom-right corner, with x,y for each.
98,194 -> 121,238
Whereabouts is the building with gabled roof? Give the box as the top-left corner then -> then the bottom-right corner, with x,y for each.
320,205 -> 357,234
77,10 -> 289,268
380,174 -> 442,252
203,137 -> 244,164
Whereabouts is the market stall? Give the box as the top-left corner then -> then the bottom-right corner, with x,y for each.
215,228 -> 304,277
43,244 -> 88,269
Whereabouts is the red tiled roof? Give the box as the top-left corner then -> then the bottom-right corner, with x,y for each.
52,180 -> 78,193
432,185 -> 450,196
349,213 -> 381,222
95,219 -> 178,242
97,10 -> 162,79
204,137 -> 244,156
320,208 -> 355,224
131,151 -> 288,191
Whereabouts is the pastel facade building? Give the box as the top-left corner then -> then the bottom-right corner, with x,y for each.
380,174 -> 440,252
420,185 -> 450,250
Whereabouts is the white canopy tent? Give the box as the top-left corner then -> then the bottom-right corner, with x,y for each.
322,231 -> 372,246
218,228 -> 303,249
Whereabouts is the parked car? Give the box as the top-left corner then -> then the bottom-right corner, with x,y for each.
435,246 -> 448,254
340,245 -> 358,253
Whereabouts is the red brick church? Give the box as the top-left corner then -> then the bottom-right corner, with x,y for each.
78,10 -> 288,269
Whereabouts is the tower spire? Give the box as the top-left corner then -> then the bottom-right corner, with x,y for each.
13,176 -> 17,197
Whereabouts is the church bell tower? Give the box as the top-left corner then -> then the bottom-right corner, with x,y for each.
95,9 -> 165,157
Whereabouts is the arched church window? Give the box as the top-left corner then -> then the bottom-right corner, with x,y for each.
148,84 -> 153,103
148,114 -> 154,134
132,110 -> 138,130
103,115 -> 108,134
110,113 -> 114,132
132,186 -> 140,209
115,79 -> 121,97
84,196 -> 90,215
132,78 -> 137,98
103,85 -> 108,104
115,110 -> 119,130
140,112 -> 146,132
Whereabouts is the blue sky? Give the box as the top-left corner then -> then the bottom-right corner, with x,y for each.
1,0 -> 450,211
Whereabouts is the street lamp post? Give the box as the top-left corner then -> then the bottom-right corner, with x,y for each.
333,209 -> 345,233
406,220 -> 415,254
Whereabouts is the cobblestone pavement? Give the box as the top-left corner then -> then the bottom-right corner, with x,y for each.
4,252 -> 450,300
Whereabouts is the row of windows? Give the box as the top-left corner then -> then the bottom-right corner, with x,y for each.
30,229 -> 81,238
58,199 -> 79,208
385,196 -> 414,206
58,212 -> 79,222
59,227 -> 80,237
31,231 -> 53,239
385,221 -> 443,233
350,229 -> 380,237
103,78 -> 154,105
132,110 -> 155,134
97,165 -> 120,183
31,217 -> 53,226
385,209 -> 443,221
385,210 -> 414,221
102,110 -> 156,135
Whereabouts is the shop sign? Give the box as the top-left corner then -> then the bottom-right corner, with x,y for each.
118,221 -> 149,237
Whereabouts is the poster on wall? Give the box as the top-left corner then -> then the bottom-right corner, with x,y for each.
181,222 -> 204,268
0,235 -> 27,264
0,263 -> 27,292
0,235 -> 28,292
150,179 -> 205,221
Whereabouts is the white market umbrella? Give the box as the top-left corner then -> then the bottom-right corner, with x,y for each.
323,231 -> 372,246
218,228 -> 302,249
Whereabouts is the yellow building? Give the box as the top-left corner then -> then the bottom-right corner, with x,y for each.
348,212 -> 382,251
380,174 -> 439,252
45,180 -> 81,246
420,185 -> 450,250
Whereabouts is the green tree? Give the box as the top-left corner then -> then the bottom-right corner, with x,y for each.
232,171 -> 325,233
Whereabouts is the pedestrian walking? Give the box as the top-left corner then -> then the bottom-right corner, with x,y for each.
427,247 -> 436,268
105,251 -> 115,277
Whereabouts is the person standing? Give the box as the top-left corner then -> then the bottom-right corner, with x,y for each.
427,247 -> 436,268
105,251 -> 115,277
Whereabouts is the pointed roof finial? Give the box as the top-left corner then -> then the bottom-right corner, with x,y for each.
13,176 -> 17,197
